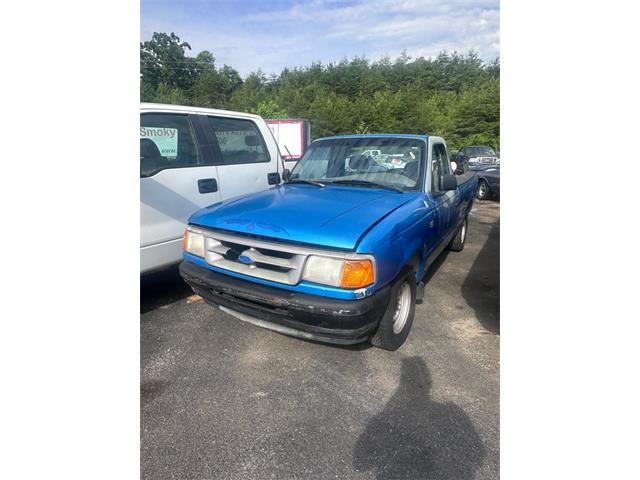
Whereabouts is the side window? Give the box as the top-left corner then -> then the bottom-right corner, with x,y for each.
431,143 -> 450,191
206,116 -> 269,165
140,113 -> 200,177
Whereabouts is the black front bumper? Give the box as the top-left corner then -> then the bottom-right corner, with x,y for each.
179,261 -> 390,344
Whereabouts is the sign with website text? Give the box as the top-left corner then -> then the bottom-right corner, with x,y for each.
140,126 -> 178,158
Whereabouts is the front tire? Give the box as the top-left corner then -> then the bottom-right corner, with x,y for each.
371,269 -> 416,351
476,179 -> 490,200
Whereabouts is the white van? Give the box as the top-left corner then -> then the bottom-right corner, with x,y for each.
141,103 -> 283,274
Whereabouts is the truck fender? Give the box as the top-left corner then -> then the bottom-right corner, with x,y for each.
409,251 -> 423,283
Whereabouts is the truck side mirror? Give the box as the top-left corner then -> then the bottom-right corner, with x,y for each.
440,174 -> 457,191
282,169 -> 291,181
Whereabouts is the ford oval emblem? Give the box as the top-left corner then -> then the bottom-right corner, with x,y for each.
238,255 -> 253,265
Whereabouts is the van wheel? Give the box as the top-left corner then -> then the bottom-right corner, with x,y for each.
450,216 -> 468,252
476,179 -> 489,200
371,270 -> 416,351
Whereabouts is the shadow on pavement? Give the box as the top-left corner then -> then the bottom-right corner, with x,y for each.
461,222 -> 500,334
141,264 -> 193,314
353,356 -> 485,479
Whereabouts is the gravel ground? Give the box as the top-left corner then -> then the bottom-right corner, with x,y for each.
141,200 -> 500,480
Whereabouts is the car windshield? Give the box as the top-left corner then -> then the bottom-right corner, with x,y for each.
467,146 -> 496,156
289,138 -> 425,191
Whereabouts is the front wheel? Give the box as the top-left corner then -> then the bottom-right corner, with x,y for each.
476,179 -> 490,200
371,270 -> 416,351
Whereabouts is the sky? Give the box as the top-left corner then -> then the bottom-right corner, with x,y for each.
141,0 -> 499,77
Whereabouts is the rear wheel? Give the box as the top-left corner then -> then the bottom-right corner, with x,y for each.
450,216 -> 468,252
476,179 -> 490,200
371,269 -> 416,351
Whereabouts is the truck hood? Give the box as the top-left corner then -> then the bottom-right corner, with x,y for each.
189,184 -> 417,251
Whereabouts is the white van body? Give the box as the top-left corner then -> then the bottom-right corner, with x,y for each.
140,103 -> 282,274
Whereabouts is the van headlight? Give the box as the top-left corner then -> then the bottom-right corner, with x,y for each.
302,256 -> 375,289
182,227 -> 205,257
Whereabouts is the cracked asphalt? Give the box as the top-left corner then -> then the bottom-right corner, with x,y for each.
141,200 -> 500,480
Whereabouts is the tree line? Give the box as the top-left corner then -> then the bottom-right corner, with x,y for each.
141,32 -> 500,151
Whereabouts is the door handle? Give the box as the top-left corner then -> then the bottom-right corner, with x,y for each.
198,178 -> 218,194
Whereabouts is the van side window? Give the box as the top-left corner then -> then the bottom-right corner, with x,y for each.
431,143 -> 450,191
140,113 -> 200,177
206,116 -> 269,165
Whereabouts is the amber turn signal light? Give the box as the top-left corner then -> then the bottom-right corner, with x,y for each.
182,230 -> 188,251
340,260 -> 375,289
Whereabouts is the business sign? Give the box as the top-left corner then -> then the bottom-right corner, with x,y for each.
266,119 -> 310,161
140,126 -> 178,158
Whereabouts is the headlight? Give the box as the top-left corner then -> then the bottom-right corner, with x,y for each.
302,256 -> 374,289
182,227 -> 205,257
302,256 -> 343,286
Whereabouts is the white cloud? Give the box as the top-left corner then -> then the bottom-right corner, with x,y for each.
141,0 -> 499,76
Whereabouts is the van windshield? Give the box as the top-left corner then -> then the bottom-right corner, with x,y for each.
289,138 -> 425,191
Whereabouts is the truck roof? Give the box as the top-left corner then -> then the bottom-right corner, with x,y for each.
140,103 -> 264,121
316,133 -> 430,142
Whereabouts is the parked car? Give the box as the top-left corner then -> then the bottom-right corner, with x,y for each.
140,103 -> 283,274
453,145 -> 500,171
178,134 -> 477,351
471,164 -> 500,200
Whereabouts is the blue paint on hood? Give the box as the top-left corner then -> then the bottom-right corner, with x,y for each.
188,184 -> 418,251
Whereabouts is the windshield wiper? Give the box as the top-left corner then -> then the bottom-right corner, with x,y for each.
326,179 -> 404,193
286,178 -> 325,187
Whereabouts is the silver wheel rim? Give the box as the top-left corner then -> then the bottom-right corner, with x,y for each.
478,183 -> 486,197
392,282 -> 412,334
461,220 -> 467,243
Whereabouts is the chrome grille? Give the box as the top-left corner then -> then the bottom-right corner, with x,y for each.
190,227 -> 375,288
202,231 -> 308,285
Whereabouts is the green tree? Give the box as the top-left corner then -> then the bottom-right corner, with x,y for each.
153,82 -> 188,105
141,32 -> 500,149
449,79 -> 500,149
140,32 -> 198,91
256,100 -> 287,119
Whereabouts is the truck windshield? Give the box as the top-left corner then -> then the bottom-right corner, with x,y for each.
467,146 -> 496,156
289,138 -> 425,191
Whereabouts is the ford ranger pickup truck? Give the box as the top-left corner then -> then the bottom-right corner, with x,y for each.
179,134 -> 477,350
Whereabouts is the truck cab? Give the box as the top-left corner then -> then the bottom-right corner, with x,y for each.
453,145 -> 500,171
140,103 -> 282,274
179,134 -> 477,350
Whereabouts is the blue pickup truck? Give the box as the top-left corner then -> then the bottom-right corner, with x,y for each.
179,134 -> 477,350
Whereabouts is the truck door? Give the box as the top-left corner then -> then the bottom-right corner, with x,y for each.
430,141 -> 458,240
197,115 -> 281,201
140,112 -> 221,271
440,142 -> 462,230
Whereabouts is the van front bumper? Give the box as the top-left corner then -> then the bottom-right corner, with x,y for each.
179,260 -> 390,345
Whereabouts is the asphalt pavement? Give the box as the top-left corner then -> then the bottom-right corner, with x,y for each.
141,200 -> 500,480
